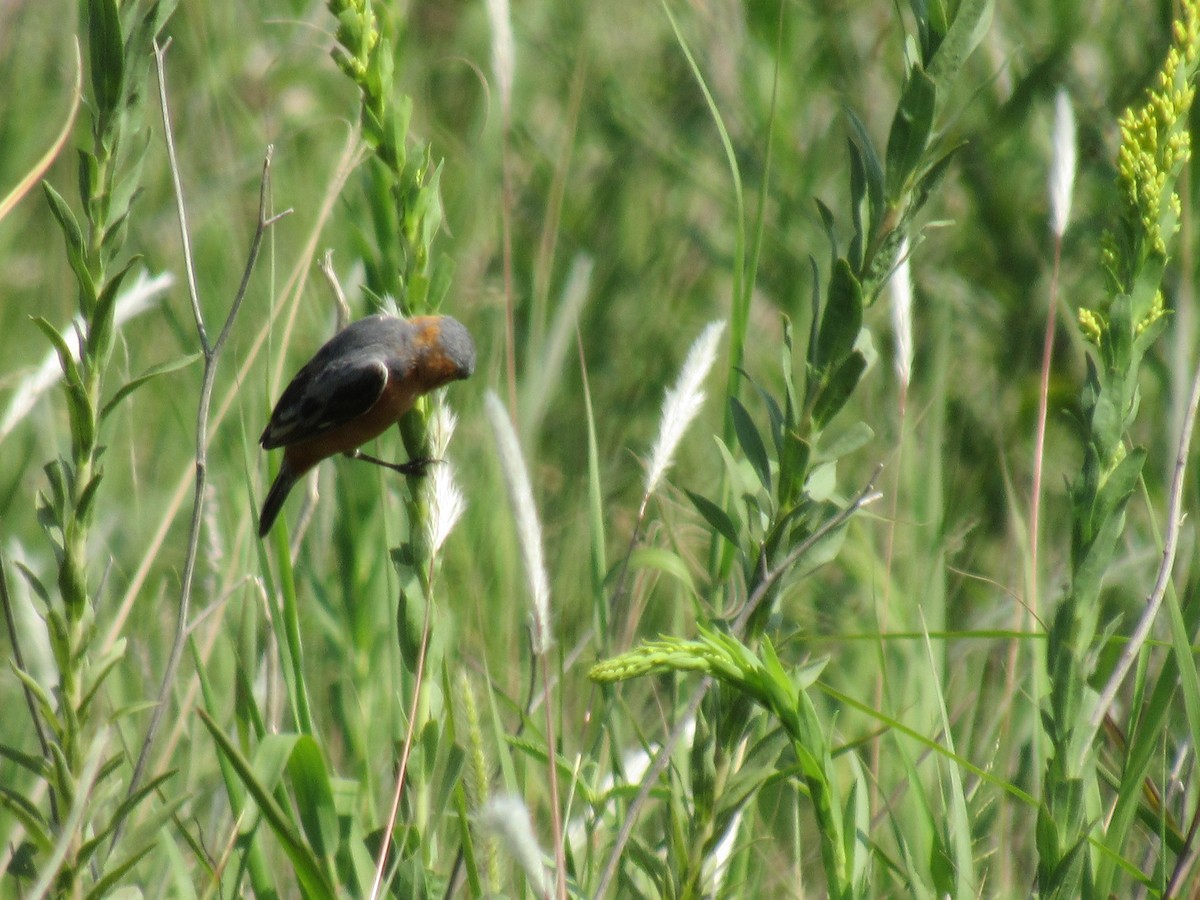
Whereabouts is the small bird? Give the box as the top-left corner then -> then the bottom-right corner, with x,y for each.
258,314 -> 476,537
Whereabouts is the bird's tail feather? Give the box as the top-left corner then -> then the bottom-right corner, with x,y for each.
259,465 -> 299,538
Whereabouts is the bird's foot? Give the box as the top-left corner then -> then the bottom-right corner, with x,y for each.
344,450 -> 438,476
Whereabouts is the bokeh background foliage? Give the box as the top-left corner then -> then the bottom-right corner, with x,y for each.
1,0 -> 1200,896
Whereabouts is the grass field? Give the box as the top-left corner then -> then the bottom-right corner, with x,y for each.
2,0 -> 1200,896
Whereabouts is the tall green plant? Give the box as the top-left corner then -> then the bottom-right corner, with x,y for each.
322,0 -> 455,642
199,3 -> 468,895
0,0 -> 176,893
1037,3 -> 1200,896
590,2 -> 993,896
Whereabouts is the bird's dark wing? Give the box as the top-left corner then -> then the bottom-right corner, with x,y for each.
260,355 -> 389,449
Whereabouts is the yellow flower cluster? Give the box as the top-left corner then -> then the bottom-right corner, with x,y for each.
1077,307 -> 1104,345
1135,291 -> 1167,335
1084,2 -> 1199,342
328,0 -> 381,81
1114,1 -> 1200,257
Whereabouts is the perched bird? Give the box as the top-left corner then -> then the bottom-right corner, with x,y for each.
258,314 -> 476,536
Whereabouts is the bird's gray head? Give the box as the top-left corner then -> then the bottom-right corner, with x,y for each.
437,316 -> 476,380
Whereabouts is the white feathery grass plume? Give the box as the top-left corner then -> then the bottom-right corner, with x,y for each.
427,398 -> 457,459
889,240 -> 914,391
1049,88 -> 1077,238
485,391 -> 552,655
485,0 -> 515,119
379,293 -> 401,318
478,794 -> 550,896
523,253 -> 593,433
0,269 -> 173,441
425,402 -> 465,555
643,320 -> 726,502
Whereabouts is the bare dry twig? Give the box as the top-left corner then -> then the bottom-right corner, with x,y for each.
121,37 -> 293,828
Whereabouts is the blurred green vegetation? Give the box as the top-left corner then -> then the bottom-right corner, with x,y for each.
1,0 -> 1198,895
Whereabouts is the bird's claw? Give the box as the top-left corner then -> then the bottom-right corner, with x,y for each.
344,450 -> 439,476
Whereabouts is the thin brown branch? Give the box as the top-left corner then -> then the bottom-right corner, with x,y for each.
318,249 -> 351,331
122,39 -> 291,833
733,466 -> 883,635
1030,236 -> 1064,630
371,591 -> 434,900
0,40 -> 81,225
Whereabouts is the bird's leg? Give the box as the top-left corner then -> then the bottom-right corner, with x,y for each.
343,450 -> 438,475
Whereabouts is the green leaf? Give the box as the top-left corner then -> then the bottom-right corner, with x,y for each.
14,560 -> 50,606
713,436 -> 764,521
32,317 -> 80,388
88,255 -> 139,368
778,429 -> 810,512
395,581 -> 427,671
42,183 -> 96,312
910,142 -> 964,217
0,785 -> 53,851
844,108 -> 885,230
843,766 -> 870,891
782,314 -> 799,427
428,252 -> 455,311
106,132 -> 149,232
197,711 -> 335,898
125,0 -> 178,79
1037,824 -> 1090,899
42,458 -> 69,520
814,198 -> 839,263
85,841 -> 160,900
412,159 -> 445,252
848,140 -> 870,272
789,501 -> 849,576
815,260 -> 864,372
812,351 -> 867,430
711,728 -> 789,841
730,396 -> 771,493
74,469 -> 105,533
77,149 -> 99,218
1071,448 -> 1145,604
736,365 -> 778,440
759,636 -> 800,721
76,769 -> 174,865
32,317 -> 95,453
0,741 -> 51,779
429,742 -> 466,834
685,488 -> 741,548
285,736 -> 339,865
88,0 -> 125,135
248,734 -> 303,824
805,258 -> 822,376
100,352 -> 202,421
814,420 -> 875,462
5,841 -> 38,880
627,546 -> 698,598
792,654 -> 830,692
1094,448 -> 1146,531
885,68 -> 937,202
78,633 -> 123,718
908,0 -> 940,64
578,339 -> 609,626
926,0 -> 994,93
